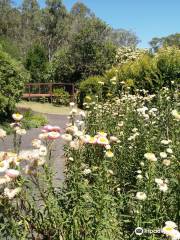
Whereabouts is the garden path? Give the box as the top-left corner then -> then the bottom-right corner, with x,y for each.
0,114 -> 67,185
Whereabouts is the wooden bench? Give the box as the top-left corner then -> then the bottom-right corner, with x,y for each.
22,93 -> 54,102
22,93 -> 54,98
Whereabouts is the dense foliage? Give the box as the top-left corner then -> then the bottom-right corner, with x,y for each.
0,0 -> 140,84
78,76 -> 105,107
25,44 -> 48,83
0,36 -> 21,60
0,0 -> 179,86
0,47 -> 29,118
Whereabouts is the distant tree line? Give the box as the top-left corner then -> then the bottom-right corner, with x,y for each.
0,0 -> 140,83
0,0 -> 179,84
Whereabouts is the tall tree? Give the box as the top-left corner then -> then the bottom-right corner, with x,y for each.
0,0 -> 12,36
68,2 -> 95,38
70,2 -> 94,18
42,0 -> 68,61
69,18 -> 116,80
0,0 -> 21,40
108,28 -> 139,47
20,0 -> 42,56
21,0 -> 41,30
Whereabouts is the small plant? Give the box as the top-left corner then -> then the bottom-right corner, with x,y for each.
52,88 -> 70,106
22,109 -> 48,129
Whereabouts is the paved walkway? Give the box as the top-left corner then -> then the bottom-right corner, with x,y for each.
0,114 -> 68,184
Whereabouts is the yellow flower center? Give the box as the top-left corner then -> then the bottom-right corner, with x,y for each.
99,138 -> 107,142
164,227 -> 173,231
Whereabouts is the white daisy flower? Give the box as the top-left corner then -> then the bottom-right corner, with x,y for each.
4,187 -> 21,199
136,192 -> 147,201
83,169 -> 91,175
144,153 -> 157,162
160,152 -> 167,159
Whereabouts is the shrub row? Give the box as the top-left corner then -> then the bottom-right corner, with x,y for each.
78,47 -> 180,107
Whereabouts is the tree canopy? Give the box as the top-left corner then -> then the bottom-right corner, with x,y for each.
149,33 -> 180,52
0,0 -> 141,83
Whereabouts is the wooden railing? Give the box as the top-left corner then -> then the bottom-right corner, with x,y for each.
22,82 -> 75,102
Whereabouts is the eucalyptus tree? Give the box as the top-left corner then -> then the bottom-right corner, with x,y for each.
42,0 -> 69,61
150,33 -> 180,52
0,0 -> 21,40
20,0 -> 42,56
108,28 -> 139,47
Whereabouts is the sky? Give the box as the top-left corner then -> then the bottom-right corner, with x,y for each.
13,0 -> 180,48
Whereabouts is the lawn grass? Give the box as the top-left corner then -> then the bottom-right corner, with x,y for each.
16,101 -> 78,115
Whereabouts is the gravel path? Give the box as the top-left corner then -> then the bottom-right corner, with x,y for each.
0,114 -> 68,184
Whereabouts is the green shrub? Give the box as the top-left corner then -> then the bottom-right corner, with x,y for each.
117,53 -> 157,90
0,47 -> 29,118
154,47 -> 180,88
78,47 -> 180,108
115,46 -> 147,66
78,75 -> 105,107
52,88 -> 70,106
22,109 -> 48,129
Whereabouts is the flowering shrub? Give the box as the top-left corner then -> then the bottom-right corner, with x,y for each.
0,84 -> 179,239
116,46 -> 180,91
115,46 -> 148,66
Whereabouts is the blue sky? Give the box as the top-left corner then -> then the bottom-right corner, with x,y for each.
13,0 -> 180,48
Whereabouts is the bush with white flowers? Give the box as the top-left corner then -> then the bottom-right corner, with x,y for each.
0,81 -> 179,239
